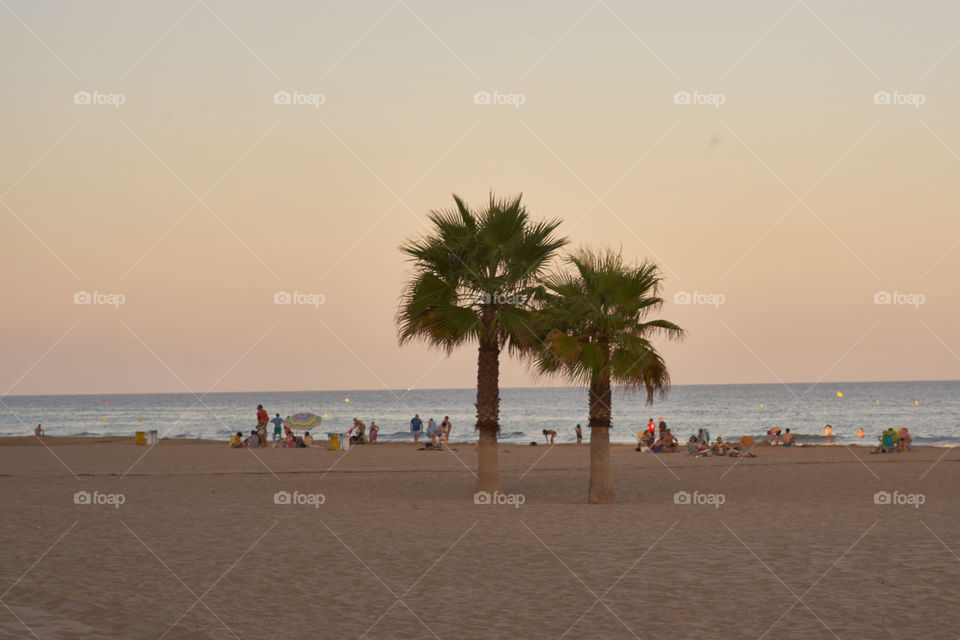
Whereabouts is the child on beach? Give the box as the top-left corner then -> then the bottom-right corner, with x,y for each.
229,432 -> 245,448
782,429 -> 795,446
575,424 -> 582,443
369,422 -> 379,443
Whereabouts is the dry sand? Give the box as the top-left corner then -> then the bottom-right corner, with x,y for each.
1,437 -> 958,639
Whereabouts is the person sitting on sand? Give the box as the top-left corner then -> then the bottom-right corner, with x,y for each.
294,436 -> 307,448
303,432 -> 314,446
782,429 -> 795,446
229,431 -> 245,448
245,430 -> 260,449
639,429 -> 655,449
697,429 -> 709,447
34,424 -> 43,437
661,429 -> 678,453
712,436 -> 729,456
767,427 -> 781,445
688,435 -> 710,456
543,429 -> 557,444
898,427 -> 912,452
369,422 -> 379,444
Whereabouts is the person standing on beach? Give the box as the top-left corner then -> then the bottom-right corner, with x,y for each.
271,414 -> 284,444
767,427 -> 782,445
410,414 -> 423,444
256,405 -> 269,446
575,424 -> 582,444
426,418 -> 439,445
646,418 -> 656,434
440,416 -> 452,444
543,429 -> 557,444
658,417 -> 667,435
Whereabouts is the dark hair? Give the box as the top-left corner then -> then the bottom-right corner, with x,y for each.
785,428 -> 791,433
236,432 -> 242,437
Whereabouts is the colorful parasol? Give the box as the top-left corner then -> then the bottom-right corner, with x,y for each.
285,412 -> 323,430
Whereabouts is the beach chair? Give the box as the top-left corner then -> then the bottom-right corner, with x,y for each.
874,430 -> 898,454
729,436 -> 757,458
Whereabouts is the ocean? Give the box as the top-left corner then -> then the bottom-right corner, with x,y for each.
3,381 -> 958,447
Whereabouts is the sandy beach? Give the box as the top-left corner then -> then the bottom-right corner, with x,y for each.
0,437 -> 956,639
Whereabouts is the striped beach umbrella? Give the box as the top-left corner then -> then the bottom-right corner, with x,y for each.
285,412 -> 323,430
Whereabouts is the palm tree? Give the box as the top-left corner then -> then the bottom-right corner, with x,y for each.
530,248 -> 684,504
397,193 -> 566,494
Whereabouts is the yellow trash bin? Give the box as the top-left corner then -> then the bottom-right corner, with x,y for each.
135,431 -> 146,446
326,433 -> 340,451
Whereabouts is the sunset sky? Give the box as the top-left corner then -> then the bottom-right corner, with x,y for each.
3,0 -> 959,396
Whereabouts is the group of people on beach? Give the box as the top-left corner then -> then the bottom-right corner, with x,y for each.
409,414 -> 452,446
636,417 -> 681,453
229,405 -> 317,449
347,418 -> 379,445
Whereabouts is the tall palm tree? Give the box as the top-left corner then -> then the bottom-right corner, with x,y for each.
530,248 -> 684,504
397,193 -> 566,493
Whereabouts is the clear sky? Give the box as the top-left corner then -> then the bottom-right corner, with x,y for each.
2,0 -> 959,396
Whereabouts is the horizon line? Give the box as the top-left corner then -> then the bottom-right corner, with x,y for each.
4,377 -> 958,399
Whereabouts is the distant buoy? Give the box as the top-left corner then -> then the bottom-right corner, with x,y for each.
876,400 -> 879,404
836,392 -> 843,398
323,413 -> 328,418
139,418 -> 143,423
104,418 -> 108,422
344,398 -> 350,403
760,403 -> 764,408
914,400 -> 919,405
104,400 -> 109,404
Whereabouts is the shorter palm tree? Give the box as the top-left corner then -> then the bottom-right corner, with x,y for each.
530,248 -> 684,504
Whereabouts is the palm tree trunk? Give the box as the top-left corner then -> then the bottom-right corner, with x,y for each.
587,375 -> 614,504
475,316 -> 501,494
